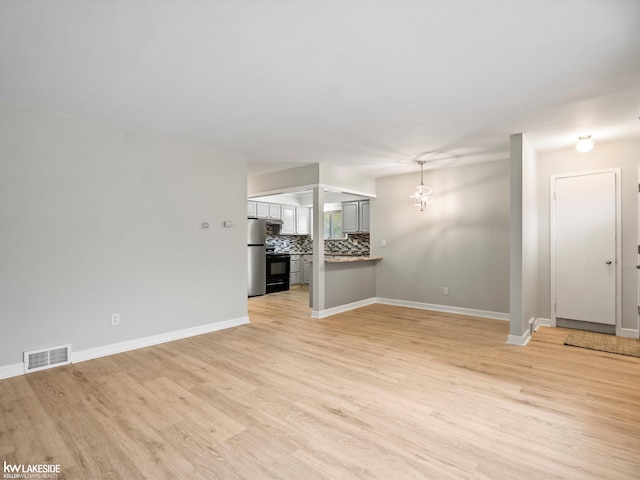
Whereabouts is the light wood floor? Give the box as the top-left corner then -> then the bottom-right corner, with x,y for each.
1,287 -> 639,479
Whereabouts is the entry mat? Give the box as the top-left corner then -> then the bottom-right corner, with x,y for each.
564,331 -> 640,358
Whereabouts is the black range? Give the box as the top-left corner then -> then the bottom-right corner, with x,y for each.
265,247 -> 290,293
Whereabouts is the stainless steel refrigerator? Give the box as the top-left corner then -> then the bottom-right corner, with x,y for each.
247,218 -> 266,296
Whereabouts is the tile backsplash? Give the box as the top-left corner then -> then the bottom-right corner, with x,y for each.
266,226 -> 370,255
266,233 -> 313,254
325,234 -> 370,255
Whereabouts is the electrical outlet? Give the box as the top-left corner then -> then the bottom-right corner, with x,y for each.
111,313 -> 120,326
443,287 -> 449,295
381,239 -> 387,247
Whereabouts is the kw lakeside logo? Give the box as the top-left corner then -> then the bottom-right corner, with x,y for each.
3,461 -> 61,479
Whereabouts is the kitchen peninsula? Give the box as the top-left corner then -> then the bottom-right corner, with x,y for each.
309,255 -> 382,313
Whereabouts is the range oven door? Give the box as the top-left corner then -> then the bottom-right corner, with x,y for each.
266,255 -> 290,293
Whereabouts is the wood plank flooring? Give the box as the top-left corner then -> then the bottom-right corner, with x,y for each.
1,286 -> 639,479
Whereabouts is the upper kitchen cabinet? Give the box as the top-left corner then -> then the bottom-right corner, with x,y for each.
269,204 -> 281,220
342,200 -> 370,233
342,202 -> 359,232
249,201 -> 282,220
296,207 -> 310,235
281,206 -> 296,234
247,201 -> 257,217
359,201 -> 370,232
281,206 -> 309,235
256,202 -> 269,218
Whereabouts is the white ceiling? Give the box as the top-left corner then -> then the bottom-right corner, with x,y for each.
0,1 -> 639,178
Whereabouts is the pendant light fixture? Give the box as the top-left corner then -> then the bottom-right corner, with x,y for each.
409,160 -> 433,211
576,135 -> 593,153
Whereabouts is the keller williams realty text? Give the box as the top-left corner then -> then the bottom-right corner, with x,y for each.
3,461 -> 61,479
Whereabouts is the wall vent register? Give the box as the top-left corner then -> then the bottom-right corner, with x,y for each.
24,344 -> 71,373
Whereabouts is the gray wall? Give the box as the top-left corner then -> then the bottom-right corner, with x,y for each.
325,262 -> 376,309
536,139 -> 640,332
522,137 -> 540,334
248,163 -> 377,198
510,134 -> 540,339
0,102 -> 248,367
372,159 -> 510,314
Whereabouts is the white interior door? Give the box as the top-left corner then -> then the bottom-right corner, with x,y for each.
554,172 -> 617,325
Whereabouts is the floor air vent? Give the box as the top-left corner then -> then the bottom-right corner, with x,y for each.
24,344 -> 71,373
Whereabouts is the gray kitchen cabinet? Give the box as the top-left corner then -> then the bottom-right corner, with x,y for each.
248,202 -> 310,235
302,255 -> 311,284
290,255 -> 301,285
342,200 -> 370,233
359,200 -> 370,233
342,201 -> 359,233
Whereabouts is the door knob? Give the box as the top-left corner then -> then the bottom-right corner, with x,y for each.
605,261 -> 612,265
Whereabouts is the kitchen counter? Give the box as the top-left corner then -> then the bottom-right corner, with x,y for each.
306,255 -> 381,263
324,255 -> 382,263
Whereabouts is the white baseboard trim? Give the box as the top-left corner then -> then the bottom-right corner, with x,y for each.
529,317 -> 551,333
619,328 -> 640,339
375,297 -> 509,322
311,298 -> 376,319
507,330 -> 531,347
1,317 -> 250,380
536,318 -> 553,328
0,362 -> 24,381
72,316 -> 250,364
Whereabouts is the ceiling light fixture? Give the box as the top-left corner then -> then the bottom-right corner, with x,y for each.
576,135 -> 593,153
409,160 -> 433,211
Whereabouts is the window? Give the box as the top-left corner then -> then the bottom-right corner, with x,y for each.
324,210 -> 344,239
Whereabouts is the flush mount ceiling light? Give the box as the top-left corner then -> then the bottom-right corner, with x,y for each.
576,135 -> 593,153
409,160 -> 433,211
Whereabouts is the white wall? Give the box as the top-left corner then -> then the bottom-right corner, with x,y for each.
536,139 -> 640,333
0,102 -> 248,369
372,159 -> 510,314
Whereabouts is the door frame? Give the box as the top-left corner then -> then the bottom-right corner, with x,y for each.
550,168 -> 622,333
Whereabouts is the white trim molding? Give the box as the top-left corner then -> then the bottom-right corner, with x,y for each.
536,318 -> 553,328
72,316 -> 250,364
507,330 -> 531,347
619,328 -> 640,339
529,317 -> 552,334
0,316 -> 250,379
375,298 -> 509,321
312,297 -> 507,321
311,298 -> 376,319
0,362 -> 24,381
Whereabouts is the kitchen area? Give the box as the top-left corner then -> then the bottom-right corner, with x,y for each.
247,192 -> 381,315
